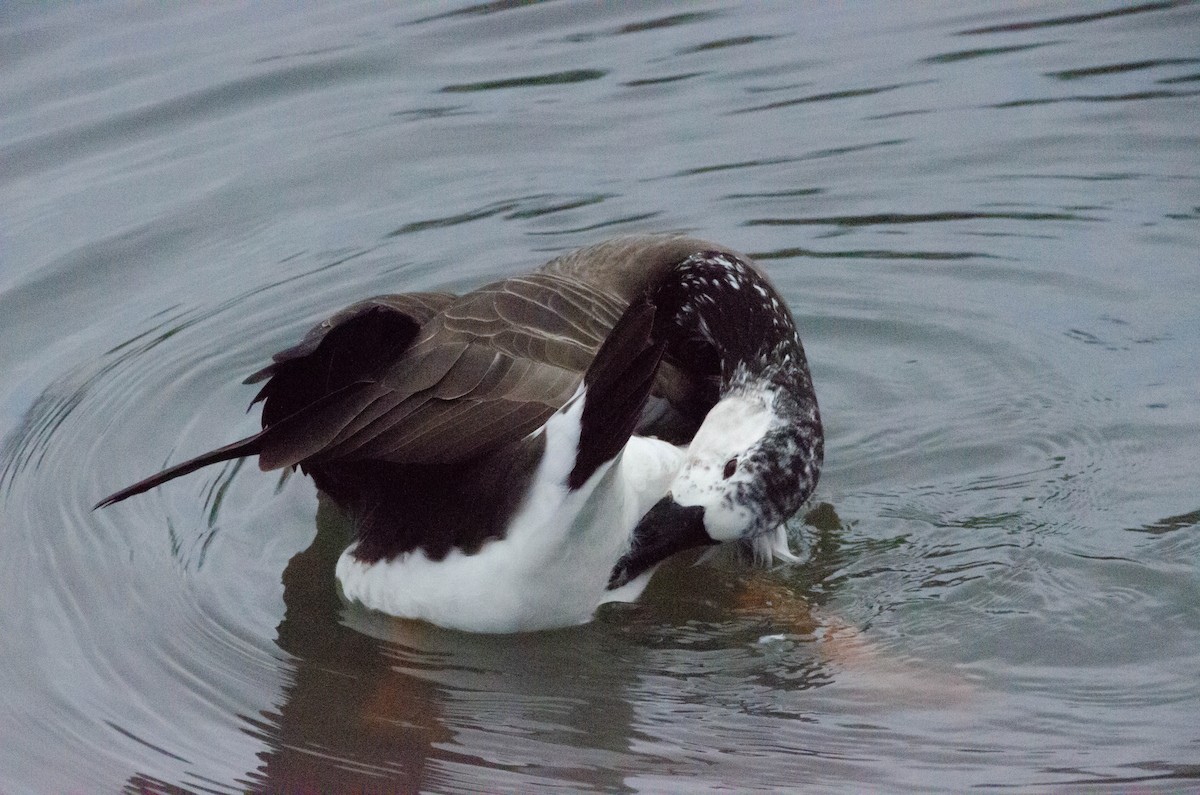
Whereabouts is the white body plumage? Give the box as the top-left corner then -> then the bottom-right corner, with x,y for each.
336,388 -> 685,632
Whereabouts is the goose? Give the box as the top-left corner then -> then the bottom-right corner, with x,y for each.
96,235 -> 823,633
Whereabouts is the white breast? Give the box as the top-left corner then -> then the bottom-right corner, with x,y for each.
335,392 -> 685,633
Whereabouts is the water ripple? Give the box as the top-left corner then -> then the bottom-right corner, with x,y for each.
920,42 -> 1058,65
441,69 -> 607,93
958,1 -> 1190,36
1047,57 -> 1200,80
747,210 -> 1102,227
0,54 -> 394,184
734,81 -> 926,115
386,194 -> 616,236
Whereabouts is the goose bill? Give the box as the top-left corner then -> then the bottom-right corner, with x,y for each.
608,496 -> 714,589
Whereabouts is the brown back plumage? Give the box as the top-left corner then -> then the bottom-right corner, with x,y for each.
252,235 -> 732,472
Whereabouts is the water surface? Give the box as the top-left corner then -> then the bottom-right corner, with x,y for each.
2,2 -> 1198,792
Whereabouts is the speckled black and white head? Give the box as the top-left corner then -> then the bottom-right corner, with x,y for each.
611,250 -> 823,588
670,382 -> 820,538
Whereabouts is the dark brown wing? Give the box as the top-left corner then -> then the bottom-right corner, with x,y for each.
254,271 -> 634,470
93,293 -> 452,508
256,236 -> 744,470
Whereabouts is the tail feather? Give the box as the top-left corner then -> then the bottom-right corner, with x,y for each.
93,431 -> 266,509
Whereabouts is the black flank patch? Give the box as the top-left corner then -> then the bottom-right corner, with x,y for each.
326,431 -> 548,564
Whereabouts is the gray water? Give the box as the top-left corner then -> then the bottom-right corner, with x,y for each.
2,2 -> 1198,792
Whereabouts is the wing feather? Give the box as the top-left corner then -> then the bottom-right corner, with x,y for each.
259,235 -> 743,471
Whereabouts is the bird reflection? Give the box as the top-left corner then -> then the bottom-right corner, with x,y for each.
130,499 -> 861,792
247,496 -> 451,791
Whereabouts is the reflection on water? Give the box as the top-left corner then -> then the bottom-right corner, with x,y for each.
229,499 -> 855,792
2,1 -> 1199,791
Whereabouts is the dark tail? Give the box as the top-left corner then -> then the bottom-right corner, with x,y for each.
93,430 -> 266,509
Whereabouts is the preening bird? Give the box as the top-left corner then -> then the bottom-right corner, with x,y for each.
97,235 -> 823,632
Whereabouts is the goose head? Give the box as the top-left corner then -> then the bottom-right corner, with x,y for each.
669,382 -> 820,542
609,250 -> 823,588
611,371 -> 821,587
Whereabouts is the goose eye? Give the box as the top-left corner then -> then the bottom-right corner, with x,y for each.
722,457 -> 738,479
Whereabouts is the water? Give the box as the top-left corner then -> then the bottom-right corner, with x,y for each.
2,2 -> 1198,791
